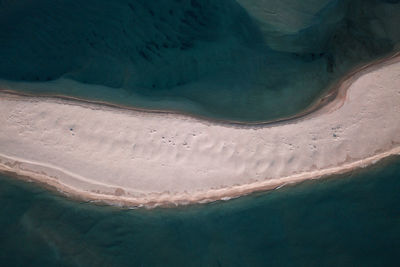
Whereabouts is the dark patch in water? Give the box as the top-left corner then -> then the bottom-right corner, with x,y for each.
0,0 -> 399,121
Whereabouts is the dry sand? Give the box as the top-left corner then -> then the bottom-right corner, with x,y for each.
0,55 -> 400,207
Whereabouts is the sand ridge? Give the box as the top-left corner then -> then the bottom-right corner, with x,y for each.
0,55 -> 400,207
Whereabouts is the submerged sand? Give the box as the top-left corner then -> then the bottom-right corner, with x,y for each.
0,55 -> 400,207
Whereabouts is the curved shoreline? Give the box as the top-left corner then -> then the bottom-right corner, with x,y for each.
1,148 -> 399,208
0,54 -> 399,208
1,51 -> 399,127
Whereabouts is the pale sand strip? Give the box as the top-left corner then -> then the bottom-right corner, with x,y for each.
0,55 -> 400,207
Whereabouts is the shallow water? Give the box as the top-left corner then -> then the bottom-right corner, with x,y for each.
1,0 -> 400,121
0,157 -> 399,266
1,1 -> 400,266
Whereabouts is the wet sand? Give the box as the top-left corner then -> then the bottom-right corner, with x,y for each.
0,54 -> 399,207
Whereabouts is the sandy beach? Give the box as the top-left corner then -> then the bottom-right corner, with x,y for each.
0,54 -> 399,207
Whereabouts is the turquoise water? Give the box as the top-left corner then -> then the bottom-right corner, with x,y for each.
1,1 -> 400,265
1,0 -> 400,121
1,158 -> 399,266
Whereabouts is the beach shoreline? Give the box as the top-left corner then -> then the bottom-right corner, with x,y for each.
0,51 -> 399,127
0,53 -> 399,208
1,148 -> 399,208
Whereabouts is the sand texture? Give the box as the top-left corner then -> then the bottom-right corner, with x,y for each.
0,55 -> 400,207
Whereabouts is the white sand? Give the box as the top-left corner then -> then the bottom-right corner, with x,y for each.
0,55 -> 400,207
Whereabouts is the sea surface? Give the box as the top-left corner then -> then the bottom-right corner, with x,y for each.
0,157 -> 399,266
1,1 -> 399,266
0,0 -> 400,121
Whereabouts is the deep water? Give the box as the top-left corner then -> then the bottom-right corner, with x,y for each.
0,158 -> 399,266
0,0 -> 400,121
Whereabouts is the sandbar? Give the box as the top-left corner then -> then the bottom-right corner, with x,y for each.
0,54 -> 400,207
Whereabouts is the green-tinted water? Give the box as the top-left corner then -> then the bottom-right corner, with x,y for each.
1,1 -> 399,266
1,0 -> 400,121
1,158 -> 399,266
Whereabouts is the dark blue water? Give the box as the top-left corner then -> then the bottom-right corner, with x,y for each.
1,157 -> 399,266
1,0 -> 400,121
